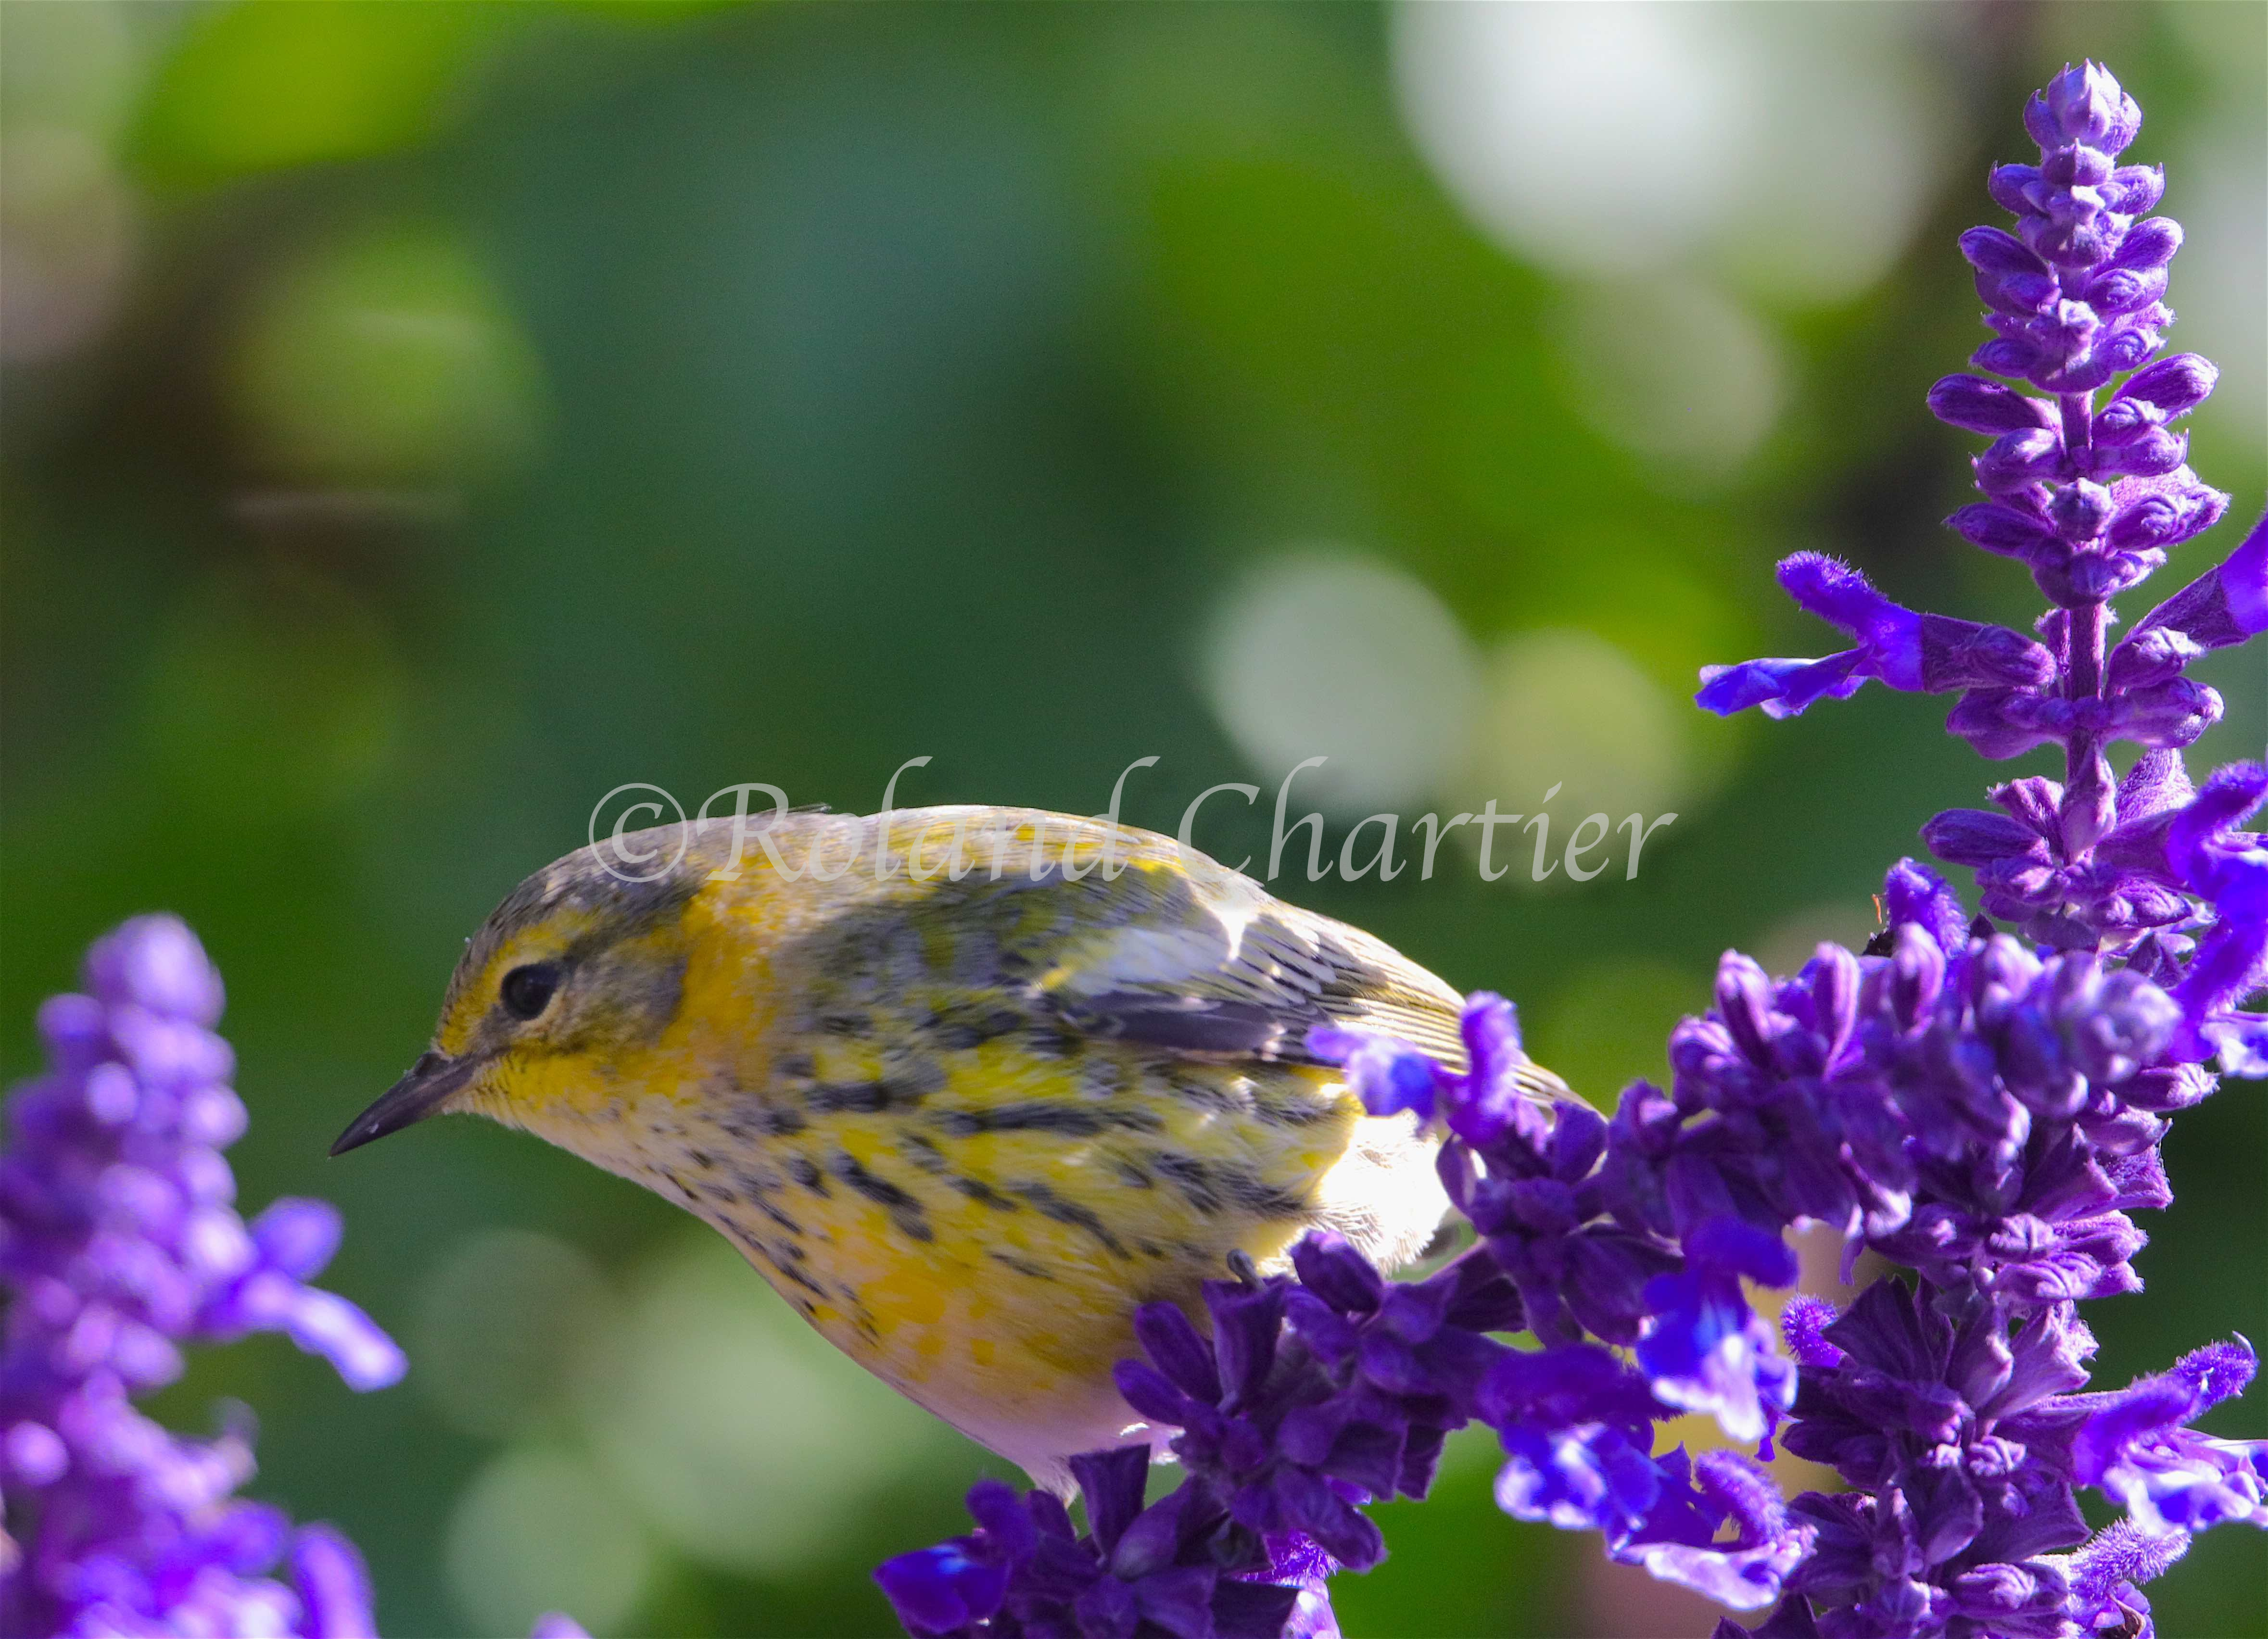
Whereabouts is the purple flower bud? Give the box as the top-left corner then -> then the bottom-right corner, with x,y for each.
1923,807 -> 2045,868
2094,396 -> 2163,443
2049,479 -> 2115,541
84,916 -> 227,1025
1988,163 -> 2042,216
1949,502 -> 2055,559
1978,429 -> 2067,489
2110,215 -> 2180,269
1115,1358 -> 1194,1427
2034,62 -> 2143,157
2096,309 -> 2168,375
2115,352 -> 2217,416
2058,968 -> 2181,1083
1974,335 -> 2043,379
2112,678 -> 2221,749
2107,164 -> 2166,215
5,1419 -> 69,1485
1928,375 -> 2057,436
1961,225 -> 2051,281
2086,265 -> 2170,322
1941,621 -> 2057,686
2099,427 -> 2187,480
2106,471 -> 2230,552
1715,956 -> 1780,1068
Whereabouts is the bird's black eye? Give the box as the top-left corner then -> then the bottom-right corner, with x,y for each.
500,963 -> 561,1020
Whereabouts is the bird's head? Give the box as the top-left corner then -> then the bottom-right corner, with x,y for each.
334,829 -> 711,1156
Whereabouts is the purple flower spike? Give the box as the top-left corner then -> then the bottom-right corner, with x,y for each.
1706,60 -> 2259,956
1,917 -> 402,1638
864,61 -> 2266,1637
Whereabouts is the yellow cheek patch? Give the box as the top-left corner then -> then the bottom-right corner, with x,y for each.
436,908 -> 605,1058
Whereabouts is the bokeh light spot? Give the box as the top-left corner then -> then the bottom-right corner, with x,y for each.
1393,1 -> 1761,277
580,1233 -> 954,1579
445,1445 -> 654,1639
1393,2 -> 1951,303
2172,120 -> 2268,446
413,1229 -> 617,1442
1201,550 -> 1482,816
1556,277 -> 1786,484
1458,629 -> 1694,883
228,224 -> 546,484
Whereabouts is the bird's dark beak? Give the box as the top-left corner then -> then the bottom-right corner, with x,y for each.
331,1050 -> 481,1156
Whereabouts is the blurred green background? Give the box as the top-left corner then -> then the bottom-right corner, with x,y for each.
3,3 -> 2262,1635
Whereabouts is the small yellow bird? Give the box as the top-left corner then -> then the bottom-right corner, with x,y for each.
336,807 -> 1562,1489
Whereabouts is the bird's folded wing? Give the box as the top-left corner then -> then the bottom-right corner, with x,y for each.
817,807 -> 1476,1074
966,819 -> 1472,1072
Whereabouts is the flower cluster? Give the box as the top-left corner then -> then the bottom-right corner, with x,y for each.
877,993 -> 1825,1636
875,1446 -> 1324,1639
0,916 -> 405,1636
874,62 -> 2264,1639
1690,58 -> 2268,1637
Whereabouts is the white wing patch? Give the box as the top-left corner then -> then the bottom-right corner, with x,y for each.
1056,925 -> 1236,993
